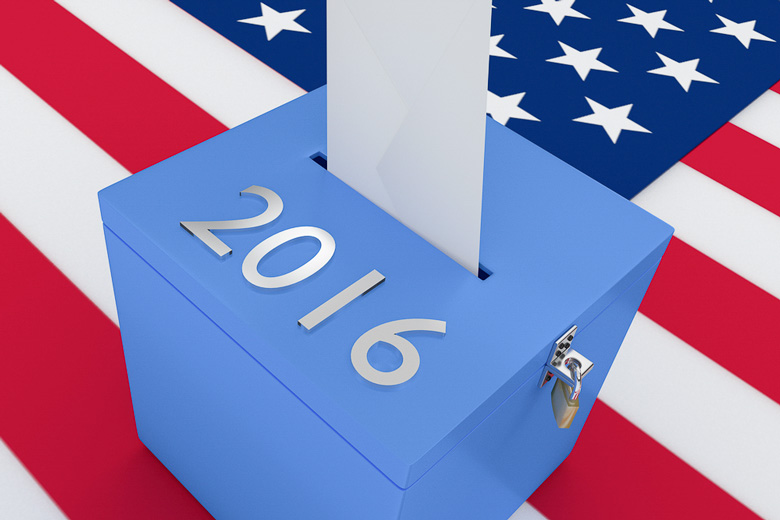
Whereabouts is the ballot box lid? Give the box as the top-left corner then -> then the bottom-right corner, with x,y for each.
99,87 -> 672,489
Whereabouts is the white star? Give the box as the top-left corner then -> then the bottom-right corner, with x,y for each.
490,35 -> 516,59
710,15 -> 775,49
573,97 -> 650,144
546,41 -> 617,81
618,5 -> 683,38
237,3 -> 311,41
647,53 -> 718,92
486,92 -> 540,125
525,0 -> 590,26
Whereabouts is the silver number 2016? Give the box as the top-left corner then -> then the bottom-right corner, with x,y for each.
181,185 -> 445,386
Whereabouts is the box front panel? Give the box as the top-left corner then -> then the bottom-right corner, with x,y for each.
105,222 -> 661,520
105,227 -> 404,520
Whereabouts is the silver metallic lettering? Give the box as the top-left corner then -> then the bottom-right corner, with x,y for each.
180,186 -> 283,257
298,270 -> 386,330
242,226 -> 335,289
351,319 -> 447,386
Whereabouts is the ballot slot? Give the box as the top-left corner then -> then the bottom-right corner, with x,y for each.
477,265 -> 492,280
310,151 -> 328,170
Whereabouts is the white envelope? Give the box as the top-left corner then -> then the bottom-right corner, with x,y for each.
327,0 -> 492,275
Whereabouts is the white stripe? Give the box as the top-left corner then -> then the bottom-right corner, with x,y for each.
601,313 -> 780,520
633,162 -> 780,300
731,89 -> 780,149
53,0 -> 304,128
0,439 -> 67,519
0,65 -> 126,324
509,503 -> 547,520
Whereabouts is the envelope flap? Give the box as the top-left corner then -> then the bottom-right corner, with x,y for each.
340,0 -> 477,103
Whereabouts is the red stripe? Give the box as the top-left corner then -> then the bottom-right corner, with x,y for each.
682,123 -> 780,217
529,400 -> 758,519
0,214 -> 212,519
771,81 -> 780,95
0,0 -> 226,174
639,237 -> 780,405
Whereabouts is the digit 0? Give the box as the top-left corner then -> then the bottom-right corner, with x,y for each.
242,226 -> 335,289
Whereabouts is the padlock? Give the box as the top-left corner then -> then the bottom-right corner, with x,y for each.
539,326 -> 592,429
550,378 -> 579,429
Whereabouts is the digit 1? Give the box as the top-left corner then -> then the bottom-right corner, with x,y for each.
297,270 -> 386,331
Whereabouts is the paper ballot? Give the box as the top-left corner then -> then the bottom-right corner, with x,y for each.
327,0 -> 492,275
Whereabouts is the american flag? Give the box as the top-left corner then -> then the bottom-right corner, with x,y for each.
0,1 -> 778,519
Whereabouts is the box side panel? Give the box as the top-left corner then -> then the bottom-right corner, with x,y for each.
398,261 -> 660,520
105,227 -> 403,520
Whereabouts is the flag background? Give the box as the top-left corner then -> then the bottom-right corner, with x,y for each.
0,1 -> 778,519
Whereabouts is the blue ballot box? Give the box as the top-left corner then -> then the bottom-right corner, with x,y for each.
99,87 -> 672,520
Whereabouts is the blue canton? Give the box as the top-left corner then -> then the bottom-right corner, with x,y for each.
170,0 -> 780,198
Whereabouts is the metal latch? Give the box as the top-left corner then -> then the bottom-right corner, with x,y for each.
538,325 -> 594,400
